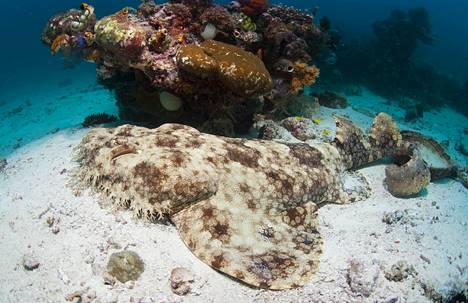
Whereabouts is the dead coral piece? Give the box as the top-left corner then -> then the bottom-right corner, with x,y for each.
23,256 -> 40,271
106,250 -> 145,283
281,117 -> 316,141
287,95 -> 320,117
177,40 -> 273,97
385,146 -> 431,197
313,91 -> 348,109
82,113 -> 117,128
74,113 -> 416,290
401,130 -> 457,180
65,288 -> 97,303
201,118 -> 235,137
346,258 -> 379,297
384,261 -> 415,282
382,210 -> 407,225
256,120 -> 295,141
170,267 -> 194,296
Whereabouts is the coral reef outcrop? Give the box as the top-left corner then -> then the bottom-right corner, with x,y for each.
42,2 -> 336,134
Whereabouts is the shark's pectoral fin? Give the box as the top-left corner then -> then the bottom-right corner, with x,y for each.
171,198 -> 322,290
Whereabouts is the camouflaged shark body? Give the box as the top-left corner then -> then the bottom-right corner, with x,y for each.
74,113 -> 408,289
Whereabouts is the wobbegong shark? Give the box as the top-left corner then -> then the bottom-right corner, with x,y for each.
73,113 -> 427,289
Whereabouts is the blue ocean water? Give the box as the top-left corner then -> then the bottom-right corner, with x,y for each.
0,0 -> 467,156
0,2 -> 467,301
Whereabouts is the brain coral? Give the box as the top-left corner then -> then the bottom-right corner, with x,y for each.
177,40 -> 273,97
94,12 -> 149,60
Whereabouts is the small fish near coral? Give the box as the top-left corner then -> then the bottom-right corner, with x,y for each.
73,113 -> 430,290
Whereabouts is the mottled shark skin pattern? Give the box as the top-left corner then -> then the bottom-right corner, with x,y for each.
74,113 -> 408,289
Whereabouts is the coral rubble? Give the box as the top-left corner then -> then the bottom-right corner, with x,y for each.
313,91 -> 348,109
42,2 -> 336,133
73,113 -> 427,289
82,113 -> 117,128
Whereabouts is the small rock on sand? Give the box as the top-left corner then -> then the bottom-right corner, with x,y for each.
384,261 -> 415,282
107,250 -> 145,283
346,259 -> 379,297
382,210 -> 409,225
23,257 -> 40,271
65,288 -> 96,303
51,226 -> 60,234
170,267 -> 194,296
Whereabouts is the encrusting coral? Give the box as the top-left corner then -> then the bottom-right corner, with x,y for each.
42,1 -> 336,134
73,112 -> 429,289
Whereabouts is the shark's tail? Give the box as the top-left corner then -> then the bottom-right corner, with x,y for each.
332,113 -> 407,170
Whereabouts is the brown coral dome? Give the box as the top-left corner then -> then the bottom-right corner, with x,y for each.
177,40 -> 273,97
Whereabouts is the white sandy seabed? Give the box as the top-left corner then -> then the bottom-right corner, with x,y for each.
0,89 -> 467,303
